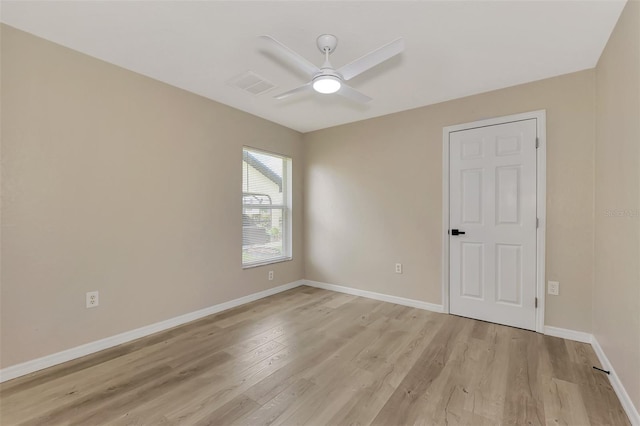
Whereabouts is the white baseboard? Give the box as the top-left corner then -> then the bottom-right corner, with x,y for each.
591,336 -> 640,426
0,280 -> 305,383
543,326 -> 592,343
304,280 -> 444,313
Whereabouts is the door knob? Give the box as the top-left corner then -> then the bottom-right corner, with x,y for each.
450,229 -> 466,235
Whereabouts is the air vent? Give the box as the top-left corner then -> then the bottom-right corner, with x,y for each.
227,71 -> 276,96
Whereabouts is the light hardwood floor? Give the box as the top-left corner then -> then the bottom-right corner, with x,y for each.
0,286 -> 629,425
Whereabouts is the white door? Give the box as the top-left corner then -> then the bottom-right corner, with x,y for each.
449,119 -> 537,330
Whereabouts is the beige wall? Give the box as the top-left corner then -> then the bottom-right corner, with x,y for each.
0,25 -> 304,368
594,0 -> 640,412
304,70 -> 596,332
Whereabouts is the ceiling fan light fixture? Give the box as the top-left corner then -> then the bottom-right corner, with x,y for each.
312,75 -> 341,94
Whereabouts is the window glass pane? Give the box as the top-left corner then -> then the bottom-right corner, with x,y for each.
243,150 -> 284,205
242,147 -> 290,266
242,207 -> 284,264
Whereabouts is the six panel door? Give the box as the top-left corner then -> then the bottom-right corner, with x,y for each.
449,119 -> 537,330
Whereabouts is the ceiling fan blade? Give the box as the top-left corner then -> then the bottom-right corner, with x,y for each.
337,84 -> 372,104
260,35 -> 321,77
337,38 -> 404,81
273,83 -> 313,100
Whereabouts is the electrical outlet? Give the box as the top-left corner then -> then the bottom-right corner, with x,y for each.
395,263 -> 403,274
268,271 -> 274,281
548,281 -> 559,296
86,291 -> 99,308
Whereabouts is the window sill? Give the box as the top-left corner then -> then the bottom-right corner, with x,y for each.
242,257 -> 293,269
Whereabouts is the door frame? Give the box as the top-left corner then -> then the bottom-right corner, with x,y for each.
441,110 -> 546,333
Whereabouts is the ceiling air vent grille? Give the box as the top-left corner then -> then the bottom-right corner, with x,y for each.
227,71 -> 275,96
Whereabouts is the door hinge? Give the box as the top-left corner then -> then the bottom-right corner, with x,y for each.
536,218 -> 539,228
535,297 -> 538,308
536,137 -> 540,149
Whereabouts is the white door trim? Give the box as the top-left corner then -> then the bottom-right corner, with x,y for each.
442,110 -> 546,333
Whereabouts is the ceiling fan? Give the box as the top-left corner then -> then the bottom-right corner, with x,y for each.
261,34 -> 404,104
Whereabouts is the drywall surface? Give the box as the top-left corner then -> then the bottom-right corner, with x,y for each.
594,0 -> 640,413
1,25 -> 304,367
304,70 -> 595,332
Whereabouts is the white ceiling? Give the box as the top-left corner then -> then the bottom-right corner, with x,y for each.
1,1 -> 626,133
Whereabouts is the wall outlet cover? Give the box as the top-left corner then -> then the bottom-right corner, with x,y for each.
86,291 -> 99,308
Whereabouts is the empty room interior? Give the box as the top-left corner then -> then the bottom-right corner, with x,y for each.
1,1 -> 639,425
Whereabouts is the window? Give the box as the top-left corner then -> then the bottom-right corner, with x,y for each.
242,147 -> 292,267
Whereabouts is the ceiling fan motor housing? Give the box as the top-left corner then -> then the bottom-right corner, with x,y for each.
316,34 -> 338,53
314,68 -> 341,79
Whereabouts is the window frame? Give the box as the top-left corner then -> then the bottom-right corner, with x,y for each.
241,146 -> 292,269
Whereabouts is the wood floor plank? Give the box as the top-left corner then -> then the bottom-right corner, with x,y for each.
327,313 -> 445,425
370,315 -> 466,425
265,319 -> 396,425
544,335 -> 577,383
154,310 -> 363,425
502,328 -> 545,425
66,350 -> 235,426
0,286 -> 630,426
416,320 -> 487,425
120,346 -> 292,425
233,378 -> 316,426
194,394 -> 261,426
544,378 -> 592,426
112,333 -> 339,424
271,368 -> 374,426
468,323 -> 511,420
319,293 -> 358,310
20,364 -> 176,426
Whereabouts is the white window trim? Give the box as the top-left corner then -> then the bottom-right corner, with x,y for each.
242,146 -> 293,269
